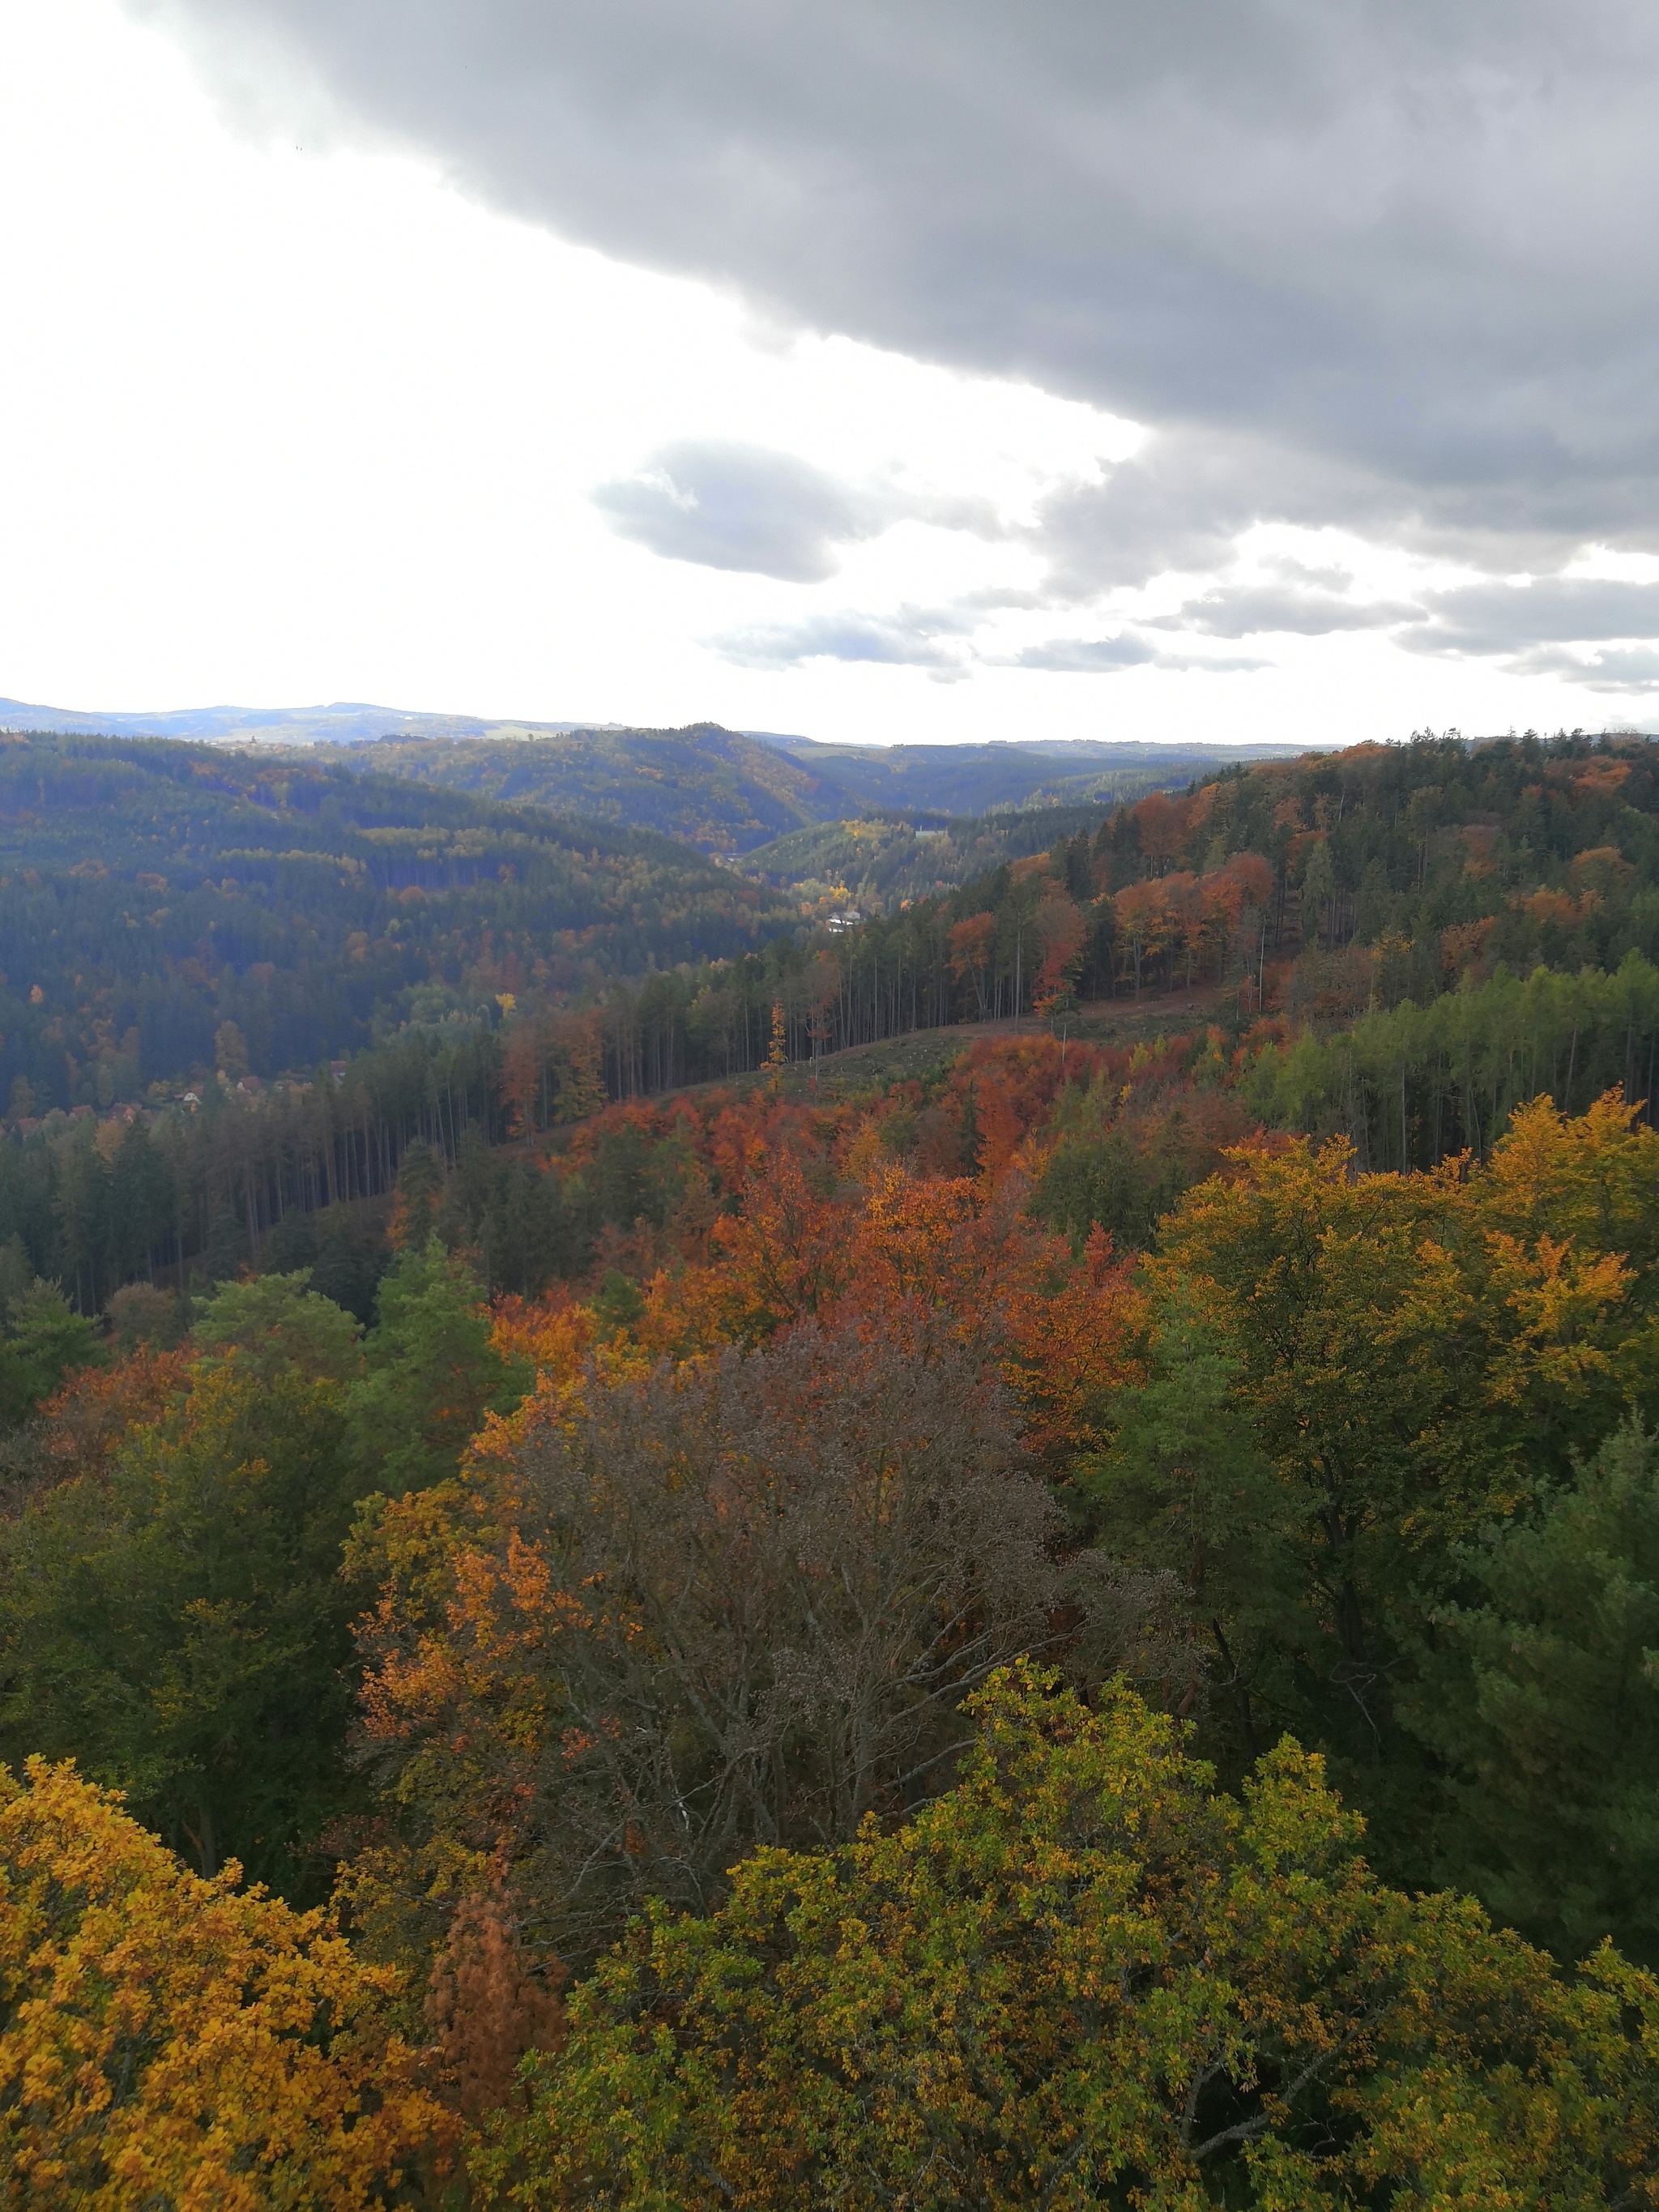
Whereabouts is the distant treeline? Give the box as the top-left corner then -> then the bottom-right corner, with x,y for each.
0,732 -> 797,1121
352,720 -> 1244,852
11,725 -> 1653,1134
740,798 -> 1124,908
6,728 -> 1659,1316
9,944 -> 1659,1329
586,727 -> 1659,1087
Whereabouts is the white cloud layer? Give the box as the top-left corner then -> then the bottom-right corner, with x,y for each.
2,0 -> 1657,742
592,443 -> 1004,583
131,0 -> 1659,571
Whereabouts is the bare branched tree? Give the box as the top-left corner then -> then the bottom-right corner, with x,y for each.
354,1313 -> 1203,1966
428,1319 -> 1071,1958
524,1318 -> 1073,1951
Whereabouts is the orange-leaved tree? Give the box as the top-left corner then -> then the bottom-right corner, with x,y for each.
615,1142 -> 1144,1457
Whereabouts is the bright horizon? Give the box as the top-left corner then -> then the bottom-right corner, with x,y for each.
3,2 -> 1658,747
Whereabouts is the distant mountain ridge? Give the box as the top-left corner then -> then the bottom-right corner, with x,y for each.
0,695 -> 1311,855
0,697 -> 627,745
342,723 -> 1311,855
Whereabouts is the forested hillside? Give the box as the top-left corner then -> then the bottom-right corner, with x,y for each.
800,726 -> 1659,1163
348,722 -> 1270,855
351,722 -> 838,852
751,732 -> 1294,819
5,728 -> 1659,2199
5,1027 -> 1659,2199
736,800 -> 1111,907
0,732 -> 795,1117
6,727 -> 1659,1324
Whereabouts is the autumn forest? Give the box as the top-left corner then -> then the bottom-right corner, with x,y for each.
4,726 -> 1659,2206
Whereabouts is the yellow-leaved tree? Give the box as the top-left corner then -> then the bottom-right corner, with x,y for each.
0,1757 -> 452,2207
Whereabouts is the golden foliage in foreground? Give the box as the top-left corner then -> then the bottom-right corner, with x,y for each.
0,1758 -> 452,2208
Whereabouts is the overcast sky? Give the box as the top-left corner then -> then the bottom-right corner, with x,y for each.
2,0 -> 1657,745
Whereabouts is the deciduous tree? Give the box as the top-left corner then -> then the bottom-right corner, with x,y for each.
347,1322 -> 1077,1970
0,1360 -> 368,1901
0,1757 -> 448,2207
478,1666 -> 1659,2210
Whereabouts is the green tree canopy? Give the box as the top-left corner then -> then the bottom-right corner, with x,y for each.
346,1236 -> 526,1494
0,1279 -> 102,1430
1399,1419 -> 1659,1966
480,1666 -> 1659,2210
0,1360 -> 367,1902
192,1269 -> 363,1388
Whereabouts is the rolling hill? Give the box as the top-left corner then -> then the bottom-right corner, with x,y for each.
0,732 -> 797,1113
0,694 -> 1307,856
348,724 -> 1306,854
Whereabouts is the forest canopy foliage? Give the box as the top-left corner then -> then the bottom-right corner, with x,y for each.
0,729 -> 797,1122
7,725 -> 1659,1327
6,726 -> 1659,2202
347,723 -> 1242,855
484,1666 -> 1659,2212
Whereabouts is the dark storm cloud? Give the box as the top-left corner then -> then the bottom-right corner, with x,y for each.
1398,579 -> 1659,657
136,2 -> 1659,598
1515,647 -> 1659,694
1143,569 -> 1659,665
1030,453 -> 1246,597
